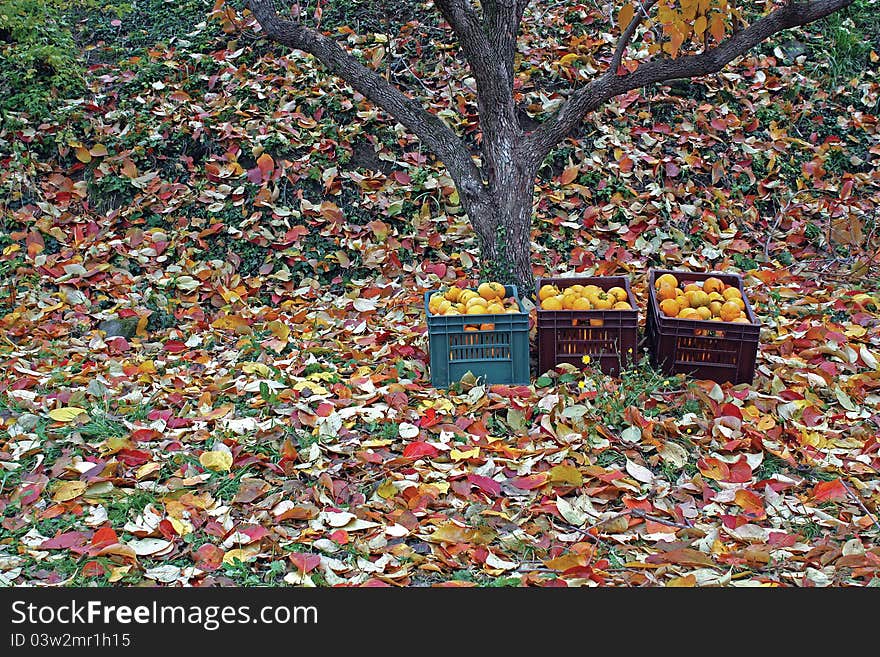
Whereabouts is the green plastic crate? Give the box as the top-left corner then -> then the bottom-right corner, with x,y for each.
424,285 -> 530,388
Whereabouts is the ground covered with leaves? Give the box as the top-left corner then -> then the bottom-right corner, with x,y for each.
1,0 -> 879,587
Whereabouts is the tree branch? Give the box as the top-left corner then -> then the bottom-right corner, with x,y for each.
610,0 -> 659,75
435,0 -> 519,137
246,0 -> 485,200
528,0 -> 854,160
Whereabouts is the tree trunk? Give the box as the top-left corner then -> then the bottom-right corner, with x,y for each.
464,160 -> 537,298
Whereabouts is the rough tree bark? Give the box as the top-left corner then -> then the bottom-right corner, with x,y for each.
247,0 -> 854,295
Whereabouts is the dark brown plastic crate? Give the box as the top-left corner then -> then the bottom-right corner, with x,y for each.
536,276 -> 639,376
646,269 -> 760,384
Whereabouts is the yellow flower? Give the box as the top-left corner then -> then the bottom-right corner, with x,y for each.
578,380 -> 586,389
581,355 -> 591,365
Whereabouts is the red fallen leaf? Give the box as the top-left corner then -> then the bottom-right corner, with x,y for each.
241,525 -> 269,543
768,532 -> 799,548
131,428 -> 162,442
802,405 -> 825,428
329,529 -> 349,545
812,478 -> 848,502
289,552 -> 321,573
509,473 -> 549,490
419,408 -> 440,428
467,474 -> 501,497
392,170 -> 411,185
361,579 -> 392,587
734,489 -> 766,519
81,561 -> 106,578
91,526 -> 119,548
403,442 -> 438,459
193,544 -> 225,571
163,340 -> 186,353
719,403 -> 743,420
158,519 -> 177,541
315,402 -> 334,417
41,531 -> 90,550
116,449 -> 153,466
727,456 -> 753,483
257,152 -> 274,178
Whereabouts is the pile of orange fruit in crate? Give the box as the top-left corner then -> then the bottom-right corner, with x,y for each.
654,273 -> 751,323
538,283 -> 633,311
427,281 -> 521,331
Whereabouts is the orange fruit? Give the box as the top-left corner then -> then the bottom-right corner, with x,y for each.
696,306 -> 712,320
703,277 -> 724,294
676,292 -> 691,309
686,290 -> 710,308
607,286 -> 628,302
437,299 -> 452,314
478,282 -> 505,301
583,285 -> 601,297
720,300 -> 741,322
444,287 -> 462,302
655,274 -> 678,290
591,293 -> 614,309
486,302 -> 505,314
572,297 -> 592,311
707,291 -> 724,303
729,297 -> 746,311
539,284 -> 559,301
709,300 -> 723,317
445,309 -> 460,315
733,316 -> 751,324
589,318 -> 604,327
657,284 -> 677,302
683,283 -> 702,294
679,307 -> 700,319
541,296 -> 563,311
479,323 -> 495,331
613,301 -> 632,310
562,293 -> 578,310
569,284 -> 585,295
659,298 -> 681,317
722,287 -> 742,301
459,289 -> 478,304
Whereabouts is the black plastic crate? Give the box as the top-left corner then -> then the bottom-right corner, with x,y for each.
646,269 -> 760,384
536,276 -> 639,376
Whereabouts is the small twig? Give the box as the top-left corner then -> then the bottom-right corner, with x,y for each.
629,508 -> 694,529
841,479 -> 880,535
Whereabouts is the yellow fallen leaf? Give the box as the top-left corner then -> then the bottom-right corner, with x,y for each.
48,407 -> 87,422
241,362 -> 273,377
267,320 -> 290,341
108,565 -> 132,583
211,314 -> 252,333
450,447 -> 480,461
549,464 -> 583,486
199,450 -> 233,472
377,480 -> 397,499
292,380 -> 329,395
53,480 -> 87,502
223,545 -> 260,565
168,516 -> 193,536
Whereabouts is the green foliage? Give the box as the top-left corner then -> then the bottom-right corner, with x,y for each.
0,0 -> 83,122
